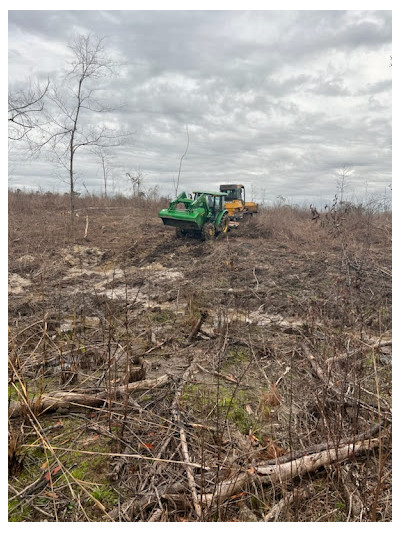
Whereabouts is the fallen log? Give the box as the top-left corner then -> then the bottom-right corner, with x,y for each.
259,421 -> 384,466
199,437 -> 380,508
8,374 -> 170,418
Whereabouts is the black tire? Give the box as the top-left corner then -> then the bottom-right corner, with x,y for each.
219,214 -> 229,234
175,227 -> 186,238
201,222 -> 216,241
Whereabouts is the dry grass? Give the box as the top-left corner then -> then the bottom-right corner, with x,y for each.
8,190 -> 392,522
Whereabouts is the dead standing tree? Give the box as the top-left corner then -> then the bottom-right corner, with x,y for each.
337,164 -> 352,206
173,125 -> 190,197
92,146 -> 114,198
126,168 -> 146,198
36,34 -> 130,224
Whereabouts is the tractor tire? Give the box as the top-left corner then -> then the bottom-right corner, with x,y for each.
219,214 -> 229,234
201,222 -> 216,241
176,227 -> 186,238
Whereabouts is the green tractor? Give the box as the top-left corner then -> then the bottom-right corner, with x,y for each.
158,191 -> 230,240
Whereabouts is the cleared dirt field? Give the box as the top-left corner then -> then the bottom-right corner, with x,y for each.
8,191 -> 392,522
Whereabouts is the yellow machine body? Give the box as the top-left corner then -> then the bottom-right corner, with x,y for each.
219,184 -> 258,219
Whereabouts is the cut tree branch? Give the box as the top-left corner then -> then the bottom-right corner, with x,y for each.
8,375 -> 170,418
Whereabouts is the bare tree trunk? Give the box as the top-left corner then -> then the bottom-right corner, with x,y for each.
171,353 -> 202,519
174,125 -> 189,197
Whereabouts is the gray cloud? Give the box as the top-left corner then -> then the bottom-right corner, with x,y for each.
8,10 -> 392,207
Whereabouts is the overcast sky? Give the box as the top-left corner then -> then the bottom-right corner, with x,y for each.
8,6 -> 392,207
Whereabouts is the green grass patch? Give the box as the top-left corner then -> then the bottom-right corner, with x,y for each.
8,499 -> 31,522
91,485 -> 118,506
182,382 -> 265,436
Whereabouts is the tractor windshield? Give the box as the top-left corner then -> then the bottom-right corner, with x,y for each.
206,195 -> 215,210
225,188 -> 242,201
207,195 -> 225,213
192,193 -> 224,213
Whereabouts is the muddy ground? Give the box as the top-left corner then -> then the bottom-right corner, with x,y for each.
8,194 -> 392,522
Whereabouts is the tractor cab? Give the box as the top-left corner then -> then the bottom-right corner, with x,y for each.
219,184 -> 258,219
192,191 -> 226,218
219,184 -> 245,203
